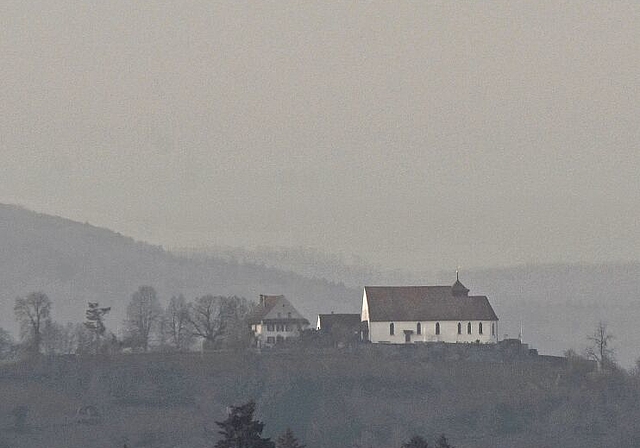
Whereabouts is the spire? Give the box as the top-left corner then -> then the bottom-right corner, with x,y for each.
452,270 -> 469,297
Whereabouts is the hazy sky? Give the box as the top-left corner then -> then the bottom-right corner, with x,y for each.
1,1 -> 639,271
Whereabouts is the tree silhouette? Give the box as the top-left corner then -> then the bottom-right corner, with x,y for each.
84,302 -> 111,353
434,434 -> 454,448
215,401 -> 274,448
402,435 -> 430,448
14,292 -> 51,354
586,321 -> 615,370
124,286 -> 162,352
276,428 -> 305,448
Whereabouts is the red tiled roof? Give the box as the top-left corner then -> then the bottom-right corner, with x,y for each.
364,285 -> 498,322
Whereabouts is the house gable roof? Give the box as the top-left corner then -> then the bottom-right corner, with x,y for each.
247,294 -> 310,325
364,285 -> 498,322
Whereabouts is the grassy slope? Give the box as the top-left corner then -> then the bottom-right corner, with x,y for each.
0,351 -> 638,448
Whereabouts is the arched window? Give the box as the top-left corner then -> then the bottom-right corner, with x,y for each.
457,322 -> 462,335
389,323 -> 395,336
416,322 -> 422,335
492,323 -> 495,336
435,322 -> 440,335
479,322 -> 483,334
467,322 -> 472,334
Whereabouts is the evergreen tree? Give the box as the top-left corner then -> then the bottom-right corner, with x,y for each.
84,302 -> 111,353
215,401 -> 275,448
276,428 -> 305,448
434,435 -> 453,448
402,435 -> 430,448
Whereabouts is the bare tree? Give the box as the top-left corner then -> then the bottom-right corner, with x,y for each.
163,295 -> 193,351
586,321 -> 615,370
124,286 -> 162,352
187,295 -> 250,350
14,292 -> 52,354
42,320 -> 66,355
0,327 -> 14,360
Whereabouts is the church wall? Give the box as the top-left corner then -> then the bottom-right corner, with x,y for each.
368,320 -> 498,344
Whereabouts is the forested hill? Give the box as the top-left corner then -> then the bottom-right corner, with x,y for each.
0,204 -> 358,335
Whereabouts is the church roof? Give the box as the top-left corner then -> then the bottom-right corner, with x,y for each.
364,285 -> 498,322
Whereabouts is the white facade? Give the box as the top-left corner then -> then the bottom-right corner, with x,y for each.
250,295 -> 309,347
367,320 -> 498,344
362,285 -> 499,345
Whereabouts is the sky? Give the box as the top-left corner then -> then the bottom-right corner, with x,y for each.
1,0 -> 639,272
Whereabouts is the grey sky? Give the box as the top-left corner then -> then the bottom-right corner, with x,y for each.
1,1 -> 639,271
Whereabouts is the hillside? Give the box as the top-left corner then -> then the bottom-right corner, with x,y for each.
0,204 -> 358,336
0,350 -> 635,448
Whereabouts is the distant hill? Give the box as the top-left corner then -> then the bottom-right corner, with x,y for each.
2,204 -> 640,366
0,204 -> 358,337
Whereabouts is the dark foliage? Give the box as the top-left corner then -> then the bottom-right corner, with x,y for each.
276,428 -> 305,448
215,401 -> 275,448
402,435 -> 430,448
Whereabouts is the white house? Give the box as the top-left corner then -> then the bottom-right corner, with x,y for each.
248,294 -> 310,348
361,277 -> 498,344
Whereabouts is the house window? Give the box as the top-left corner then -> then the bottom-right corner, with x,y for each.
266,337 -> 275,344
479,322 -> 483,335
435,322 -> 440,335
416,322 -> 421,335
492,323 -> 495,336
457,323 -> 462,335
277,312 -> 282,318
276,335 -> 284,344
276,324 -> 284,332
389,323 -> 395,336
267,324 -> 275,332
467,322 -> 472,334
287,312 -> 292,318
285,324 -> 291,332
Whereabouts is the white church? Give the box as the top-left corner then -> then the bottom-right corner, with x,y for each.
361,276 -> 499,344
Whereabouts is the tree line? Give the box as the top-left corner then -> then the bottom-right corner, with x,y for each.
0,286 -> 255,358
211,401 -> 454,448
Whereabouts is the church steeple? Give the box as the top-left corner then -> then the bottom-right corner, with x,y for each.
452,270 -> 469,297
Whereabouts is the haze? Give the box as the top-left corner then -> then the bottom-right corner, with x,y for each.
1,1 -> 638,272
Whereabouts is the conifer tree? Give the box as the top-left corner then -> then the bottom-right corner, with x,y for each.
215,401 -> 275,448
276,428 -> 305,448
402,435 -> 430,448
434,434 -> 453,448
84,302 -> 111,353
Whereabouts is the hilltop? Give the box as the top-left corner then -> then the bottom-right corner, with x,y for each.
0,204 -> 357,335
2,204 -> 640,365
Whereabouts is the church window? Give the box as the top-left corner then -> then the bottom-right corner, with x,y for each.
457,323 -> 462,334
416,323 -> 421,335
492,323 -> 495,336
389,323 -> 395,336
467,322 -> 472,334
435,322 -> 440,335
